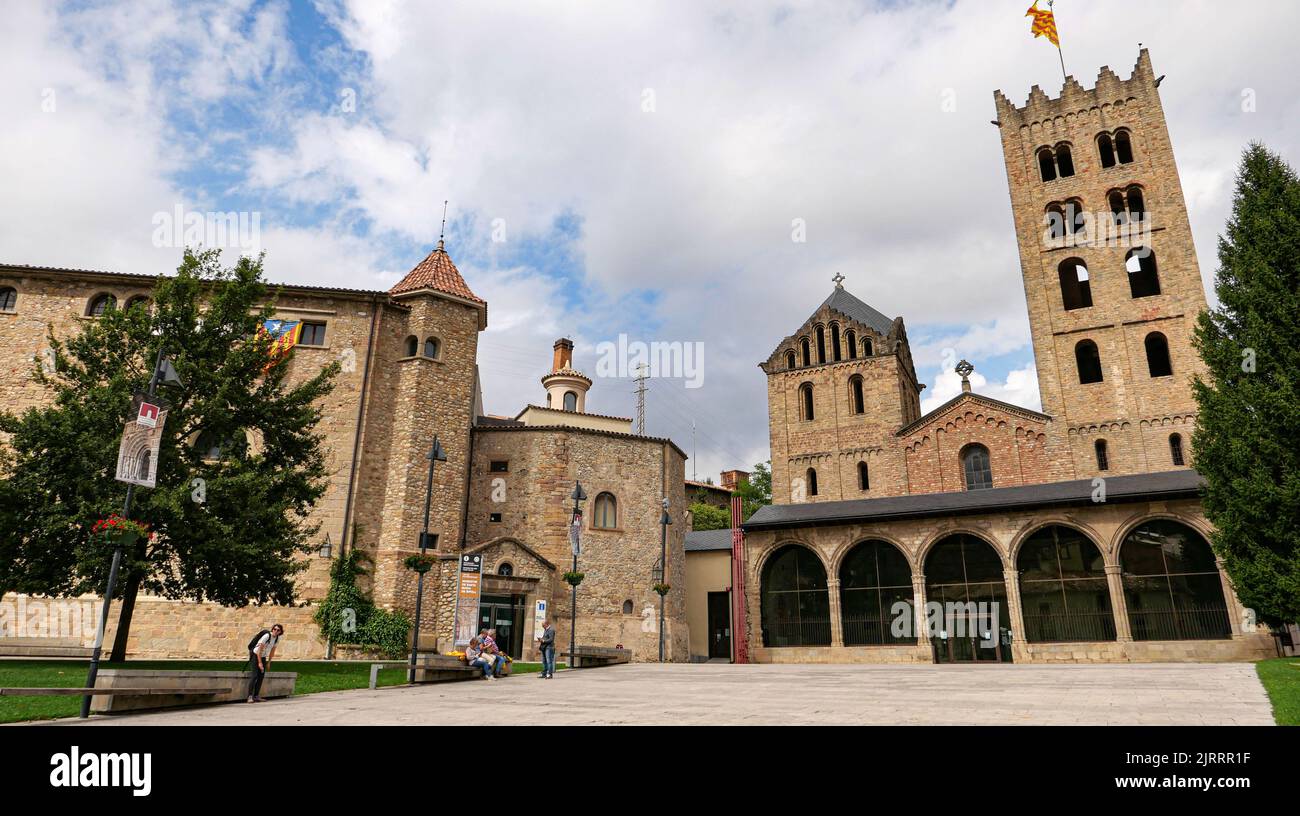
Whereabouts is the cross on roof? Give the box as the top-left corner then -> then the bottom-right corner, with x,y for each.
832,273 -> 845,288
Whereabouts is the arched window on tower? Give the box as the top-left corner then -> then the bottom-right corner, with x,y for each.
862,337 -> 873,357
423,337 -> 440,359
1045,203 -> 1066,241
785,350 -> 797,370
1097,132 -> 1116,168
563,391 -> 579,411
848,375 -> 865,415
1065,198 -> 1086,235
806,467 -> 819,497
830,322 -> 842,362
1169,433 -> 1185,466
1126,247 -> 1161,298
1037,146 -> 1057,182
593,492 -> 618,529
1058,258 -> 1092,310
1114,129 -> 1134,164
800,337 -> 811,367
1075,339 -> 1104,384
1125,185 -> 1146,223
961,444 -> 993,491
1054,143 -> 1075,177
1109,190 -> 1128,227
857,461 -> 870,491
846,330 -> 857,359
1095,438 -> 1110,471
815,325 -> 826,364
404,335 -> 418,357
1145,332 -> 1173,378
799,383 -> 815,421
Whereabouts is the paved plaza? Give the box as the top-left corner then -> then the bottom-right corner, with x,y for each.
49,661 -> 1274,726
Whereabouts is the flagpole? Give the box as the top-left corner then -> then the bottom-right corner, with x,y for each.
1057,43 -> 1067,83
1051,1 -> 1066,82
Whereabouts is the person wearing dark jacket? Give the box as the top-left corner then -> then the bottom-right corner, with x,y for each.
536,618 -> 557,679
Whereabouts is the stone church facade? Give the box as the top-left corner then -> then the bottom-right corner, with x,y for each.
741,50 -> 1274,664
0,242 -> 689,662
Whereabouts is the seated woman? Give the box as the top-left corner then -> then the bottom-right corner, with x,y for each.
465,637 -> 495,680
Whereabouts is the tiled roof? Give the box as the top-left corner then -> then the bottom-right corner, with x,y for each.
744,470 -> 1204,531
819,286 -> 895,335
685,528 -> 737,552
389,241 -> 484,303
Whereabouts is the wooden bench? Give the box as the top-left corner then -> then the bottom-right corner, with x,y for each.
562,647 -> 632,668
0,686 -> 230,697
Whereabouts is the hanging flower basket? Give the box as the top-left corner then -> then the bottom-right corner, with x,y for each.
562,570 -> 585,587
90,514 -> 150,548
403,553 -> 437,574
653,582 -> 671,596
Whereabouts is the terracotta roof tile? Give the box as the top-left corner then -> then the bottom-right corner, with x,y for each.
389,241 -> 484,303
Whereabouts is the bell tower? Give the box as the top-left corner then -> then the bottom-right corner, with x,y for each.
993,49 -> 1206,477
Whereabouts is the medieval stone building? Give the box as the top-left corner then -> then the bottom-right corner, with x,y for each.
0,240 -> 689,662
740,50 -> 1274,664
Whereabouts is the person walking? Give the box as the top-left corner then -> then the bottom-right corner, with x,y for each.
536,618 -> 557,679
246,624 -> 284,703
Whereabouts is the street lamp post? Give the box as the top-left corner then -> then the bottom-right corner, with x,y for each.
568,481 -> 587,670
409,435 -> 446,684
658,498 -> 671,662
82,347 -> 178,719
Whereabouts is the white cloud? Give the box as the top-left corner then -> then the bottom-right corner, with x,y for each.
922,362 -> 1042,416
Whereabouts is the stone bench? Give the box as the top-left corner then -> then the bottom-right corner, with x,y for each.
88,669 -> 297,713
367,655 -> 509,688
562,647 -> 632,668
0,637 -> 93,659
0,686 -> 231,697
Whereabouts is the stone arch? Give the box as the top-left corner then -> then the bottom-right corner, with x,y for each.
915,526 -> 1008,572
1008,518 -> 1107,566
827,531 -> 916,578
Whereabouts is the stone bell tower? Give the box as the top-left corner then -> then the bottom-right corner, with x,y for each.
993,48 -> 1206,477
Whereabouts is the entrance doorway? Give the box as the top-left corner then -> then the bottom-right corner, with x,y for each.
707,591 -> 731,660
925,534 -> 1014,664
478,594 -> 527,658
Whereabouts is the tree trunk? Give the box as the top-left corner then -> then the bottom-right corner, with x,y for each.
108,570 -> 142,663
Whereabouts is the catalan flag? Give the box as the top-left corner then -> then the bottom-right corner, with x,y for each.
259,318 -> 302,370
1026,1 -> 1059,48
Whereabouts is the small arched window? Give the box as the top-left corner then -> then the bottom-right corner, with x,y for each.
404,335 -> 418,357
785,350 -> 796,370
593,492 -> 617,529
1114,129 -> 1134,164
799,383 -> 815,421
1169,433 -> 1185,466
563,391 -> 578,411
124,295 -> 150,312
1045,203 -> 1066,241
87,293 -> 117,317
1054,143 -> 1075,177
862,337 -> 873,357
961,444 -> 993,491
800,337 -> 811,367
622,600 -> 634,615
1109,190 -> 1128,226
845,330 -> 857,359
830,322 -> 842,361
1097,132 -> 1116,168
1126,247 -> 1161,298
1037,147 -> 1057,182
1058,258 -> 1092,310
848,375 -> 865,415
1075,340 -> 1103,384
806,467 -> 819,497
815,325 -> 826,364
1095,439 -> 1109,471
857,461 -> 870,491
1125,186 -> 1146,223
1065,198 -> 1086,235
423,337 -> 440,359
0,287 -> 16,312
497,562 -> 514,576
1145,332 -> 1173,377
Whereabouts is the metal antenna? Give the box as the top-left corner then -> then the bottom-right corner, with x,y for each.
633,364 -> 649,436
438,200 -> 449,246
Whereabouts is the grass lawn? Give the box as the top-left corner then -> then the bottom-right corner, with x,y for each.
0,658 -> 561,724
1256,658 -> 1300,726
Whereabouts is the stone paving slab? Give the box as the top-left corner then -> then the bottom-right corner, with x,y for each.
46,662 -> 1275,726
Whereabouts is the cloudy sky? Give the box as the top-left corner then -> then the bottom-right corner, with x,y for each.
2,0 -> 1297,480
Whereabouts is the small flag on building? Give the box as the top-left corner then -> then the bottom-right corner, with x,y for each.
258,318 -> 302,371
1025,1 -> 1059,47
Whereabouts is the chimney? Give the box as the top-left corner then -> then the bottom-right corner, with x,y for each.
551,338 -> 574,373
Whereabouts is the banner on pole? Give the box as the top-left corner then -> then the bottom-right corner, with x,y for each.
452,554 -> 483,647
115,394 -> 168,488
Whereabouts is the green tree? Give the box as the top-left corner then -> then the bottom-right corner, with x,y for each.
1192,142 -> 1300,626
734,461 -> 772,522
0,249 -> 338,660
689,501 -> 729,531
